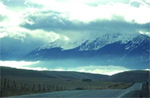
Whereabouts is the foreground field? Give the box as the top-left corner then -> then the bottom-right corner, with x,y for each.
1,67 -> 149,97
7,83 -> 144,98
1,76 -> 132,97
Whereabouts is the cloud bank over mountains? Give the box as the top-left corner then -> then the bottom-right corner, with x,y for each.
0,0 -> 150,53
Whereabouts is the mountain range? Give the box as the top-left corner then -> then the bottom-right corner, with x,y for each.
1,34 -> 149,69
22,34 -> 150,68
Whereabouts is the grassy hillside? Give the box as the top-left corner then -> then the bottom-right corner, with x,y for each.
0,66 -> 109,80
106,70 -> 150,83
0,67 -> 132,97
1,66 -> 149,82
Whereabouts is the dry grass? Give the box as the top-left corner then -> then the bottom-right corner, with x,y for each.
0,76 -> 132,97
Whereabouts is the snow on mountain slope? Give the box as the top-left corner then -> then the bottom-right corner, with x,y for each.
25,34 -> 149,60
37,33 -> 138,52
38,39 -> 85,51
79,33 -> 137,51
38,40 -> 61,51
125,34 -> 150,51
23,34 -> 149,68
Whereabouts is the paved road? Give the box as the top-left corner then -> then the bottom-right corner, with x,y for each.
8,83 -> 143,98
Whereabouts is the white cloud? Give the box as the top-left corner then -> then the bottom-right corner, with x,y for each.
28,30 -> 61,43
0,26 -> 27,41
0,25 -> 68,43
25,0 -> 150,24
0,60 -> 48,71
0,32 -> 8,38
139,30 -> 150,36
0,2 -> 8,16
0,1 -> 69,43
1,0 -> 149,31
0,0 -> 149,39
0,2 -> 25,27
146,0 -> 150,3
0,60 -> 39,68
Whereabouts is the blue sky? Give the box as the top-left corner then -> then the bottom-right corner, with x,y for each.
0,0 -> 150,75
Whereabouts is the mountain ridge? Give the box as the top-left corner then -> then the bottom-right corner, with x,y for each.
24,34 -> 149,61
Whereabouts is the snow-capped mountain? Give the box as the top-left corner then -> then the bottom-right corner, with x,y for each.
37,33 -> 137,51
25,34 -> 149,62
125,34 -> 149,51
22,34 -> 150,69
79,33 -> 137,51
38,40 -> 62,51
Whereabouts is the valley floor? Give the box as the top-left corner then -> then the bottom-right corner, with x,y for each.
0,76 -> 132,97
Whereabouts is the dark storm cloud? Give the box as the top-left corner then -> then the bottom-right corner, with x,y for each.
21,14 -> 80,31
21,12 -> 150,35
